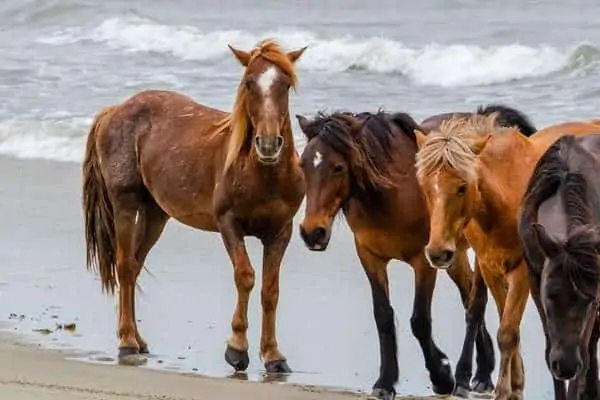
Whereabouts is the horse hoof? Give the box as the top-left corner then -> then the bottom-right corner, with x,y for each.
431,359 -> 455,395
454,384 -> 471,398
139,345 -> 150,355
472,378 -> 495,393
265,359 -> 292,373
367,388 -> 396,400
118,347 -> 147,366
225,345 -> 249,372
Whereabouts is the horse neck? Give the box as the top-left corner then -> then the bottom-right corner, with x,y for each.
473,132 -> 535,230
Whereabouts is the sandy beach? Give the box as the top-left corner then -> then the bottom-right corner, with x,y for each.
0,330 -> 359,400
0,329 -> 455,400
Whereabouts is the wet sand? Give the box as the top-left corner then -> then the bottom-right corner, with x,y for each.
0,154 -> 552,398
0,330 -> 360,400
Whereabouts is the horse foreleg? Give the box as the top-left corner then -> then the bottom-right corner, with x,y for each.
114,207 -> 143,363
494,264 -> 529,400
355,242 -> 397,400
580,314 -> 600,399
527,269 -> 567,400
448,253 -> 495,397
259,222 -> 292,373
131,200 -> 169,354
410,251 -> 455,395
218,213 -> 255,372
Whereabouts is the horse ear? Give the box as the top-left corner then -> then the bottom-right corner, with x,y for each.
287,46 -> 307,63
295,114 -> 310,134
414,129 -> 428,149
228,45 -> 252,66
471,134 -> 492,155
531,223 -> 560,258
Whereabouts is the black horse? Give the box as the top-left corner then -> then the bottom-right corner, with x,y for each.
519,133 -> 600,400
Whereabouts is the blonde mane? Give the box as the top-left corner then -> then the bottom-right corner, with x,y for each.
217,39 -> 299,173
415,113 -> 501,182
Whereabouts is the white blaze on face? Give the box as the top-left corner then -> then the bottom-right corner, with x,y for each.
313,151 -> 323,168
257,66 -> 278,114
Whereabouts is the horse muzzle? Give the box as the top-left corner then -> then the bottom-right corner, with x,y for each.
424,246 -> 455,269
255,135 -> 284,165
299,224 -> 331,251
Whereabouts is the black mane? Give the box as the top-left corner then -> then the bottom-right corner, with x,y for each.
300,109 -> 421,193
476,104 -> 537,137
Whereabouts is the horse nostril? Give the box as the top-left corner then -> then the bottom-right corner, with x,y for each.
275,136 -> 284,148
441,250 -> 454,263
313,227 -> 327,242
551,360 -> 560,375
254,136 -> 262,147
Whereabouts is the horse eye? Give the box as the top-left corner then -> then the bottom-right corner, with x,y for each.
457,184 -> 467,196
333,164 -> 345,175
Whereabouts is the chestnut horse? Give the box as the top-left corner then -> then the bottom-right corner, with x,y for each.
82,40 -> 307,373
295,110 -> 499,400
519,134 -> 600,400
414,113 -> 600,400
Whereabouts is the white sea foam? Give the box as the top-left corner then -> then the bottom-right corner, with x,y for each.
38,16 -> 592,88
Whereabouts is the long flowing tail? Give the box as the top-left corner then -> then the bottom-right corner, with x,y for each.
82,106 -> 119,295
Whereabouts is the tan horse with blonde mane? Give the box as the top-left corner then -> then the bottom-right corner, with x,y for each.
82,40 -> 307,373
413,113 -> 600,400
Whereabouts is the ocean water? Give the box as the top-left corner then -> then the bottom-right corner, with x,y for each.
0,0 -> 599,398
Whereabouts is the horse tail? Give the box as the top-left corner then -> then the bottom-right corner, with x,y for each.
82,105 -> 119,295
477,104 -> 537,137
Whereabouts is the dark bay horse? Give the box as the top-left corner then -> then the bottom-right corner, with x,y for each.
519,134 -> 600,400
414,114 -> 600,400
295,110 -> 496,400
82,40 -> 307,373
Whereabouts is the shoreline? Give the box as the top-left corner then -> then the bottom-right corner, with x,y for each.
0,326 -> 451,400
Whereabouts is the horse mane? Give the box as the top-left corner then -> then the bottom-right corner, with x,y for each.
216,39 -> 299,173
415,113 -> 503,182
553,224 -> 600,299
476,104 -> 537,137
522,135 -> 600,297
301,109 -> 420,192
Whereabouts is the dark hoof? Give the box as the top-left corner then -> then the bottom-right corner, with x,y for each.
367,388 -> 396,400
225,345 -> 249,372
472,377 -> 495,393
431,359 -> 456,395
265,359 -> 292,373
118,347 -> 147,366
139,345 -> 150,354
118,347 -> 138,358
454,384 -> 471,398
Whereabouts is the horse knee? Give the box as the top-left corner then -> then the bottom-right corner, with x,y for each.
235,267 -> 255,293
374,303 -> 395,334
410,313 -> 432,340
497,326 -> 519,354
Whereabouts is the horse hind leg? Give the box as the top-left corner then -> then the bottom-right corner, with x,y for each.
410,251 -> 455,395
111,195 -> 144,364
131,199 -> 169,354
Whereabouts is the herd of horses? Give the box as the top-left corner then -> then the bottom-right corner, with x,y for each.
80,39 -> 600,400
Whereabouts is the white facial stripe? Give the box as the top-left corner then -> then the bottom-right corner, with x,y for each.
257,66 -> 278,97
257,66 -> 279,116
433,174 -> 440,196
313,151 -> 323,168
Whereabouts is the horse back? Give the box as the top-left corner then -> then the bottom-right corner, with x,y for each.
96,89 -> 230,229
